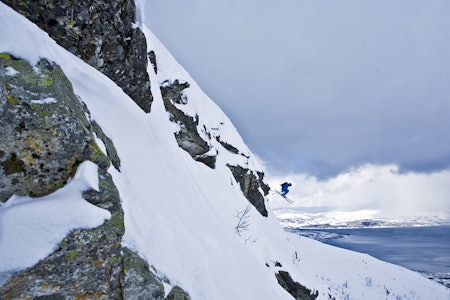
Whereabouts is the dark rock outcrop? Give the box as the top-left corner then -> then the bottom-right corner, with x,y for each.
161,79 -> 216,168
228,164 -> 270,217
216,136 -> 240,154
160,78 -> 272,217
2,0 -> 153,112
0,54 -> 106,202
275,271 -> 319,300
159,79 -> 271,214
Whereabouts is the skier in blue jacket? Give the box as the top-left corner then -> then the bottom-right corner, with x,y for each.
281,182 -> 292,196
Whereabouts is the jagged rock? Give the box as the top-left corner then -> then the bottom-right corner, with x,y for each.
161,80 -> 216,168
216,136 -> 240,154
0,54 -> 106,202
275,271 -> 319,300
228,164 -> 270,217
0,168 -> 124,299
122,247 -> 165,300
2,0 -> 153,112
159,79 -> 270,208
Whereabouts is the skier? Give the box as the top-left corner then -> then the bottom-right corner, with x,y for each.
280,182 -> 292,196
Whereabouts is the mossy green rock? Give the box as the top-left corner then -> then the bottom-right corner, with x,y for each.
0,54 -> 106,202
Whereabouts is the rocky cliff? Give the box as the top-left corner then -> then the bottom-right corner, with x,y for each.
0,53 -> 188,300
0,0 -> 270,298
0,1 -> 183,298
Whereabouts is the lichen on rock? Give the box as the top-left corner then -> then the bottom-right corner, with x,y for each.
0,54 -> 106,202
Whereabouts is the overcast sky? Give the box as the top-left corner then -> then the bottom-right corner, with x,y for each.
145,0 -> 450,178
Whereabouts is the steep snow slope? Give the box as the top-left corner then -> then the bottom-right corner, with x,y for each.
0,3 -> 449,299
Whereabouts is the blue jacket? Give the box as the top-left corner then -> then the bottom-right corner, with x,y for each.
281,182 -> 291,194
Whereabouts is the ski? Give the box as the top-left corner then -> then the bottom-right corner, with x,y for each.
275,190 -> 294,204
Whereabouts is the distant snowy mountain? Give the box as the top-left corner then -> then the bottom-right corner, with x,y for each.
0,1 -> 449,299
267,164 -> 450,229
275,210 -> 450,229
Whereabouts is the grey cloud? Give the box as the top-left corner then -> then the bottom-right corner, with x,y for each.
146,0 -> 450,177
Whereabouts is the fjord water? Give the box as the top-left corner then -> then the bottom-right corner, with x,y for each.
292,225 -> 450,288
319,226 -> 450,273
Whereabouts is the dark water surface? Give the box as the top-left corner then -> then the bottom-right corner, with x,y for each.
294,226 -> 450,273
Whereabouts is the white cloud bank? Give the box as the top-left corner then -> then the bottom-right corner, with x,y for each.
267,164 -> 450,226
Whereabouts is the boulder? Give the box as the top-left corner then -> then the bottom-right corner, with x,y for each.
0,54 -> 106,202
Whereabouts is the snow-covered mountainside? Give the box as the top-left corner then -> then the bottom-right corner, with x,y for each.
0,2 -> 449,299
